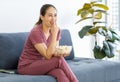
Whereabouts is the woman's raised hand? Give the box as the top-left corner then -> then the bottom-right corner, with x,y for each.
50,21 -> 59,36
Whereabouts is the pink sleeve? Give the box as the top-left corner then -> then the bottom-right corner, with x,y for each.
29,30 -> 44,45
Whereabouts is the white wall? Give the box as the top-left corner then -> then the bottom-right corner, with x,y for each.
0,0 -> 94,58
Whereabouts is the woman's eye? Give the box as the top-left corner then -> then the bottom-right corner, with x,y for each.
54,14 -> 57,17
48,14 -> 57,17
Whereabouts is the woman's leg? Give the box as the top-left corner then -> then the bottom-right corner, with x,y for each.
47,68 -> 70,82
18,57 -> 60,75
58,57 -> 78,82
18,56 -> 78,82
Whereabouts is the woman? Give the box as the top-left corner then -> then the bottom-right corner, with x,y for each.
17,4 -> 78,82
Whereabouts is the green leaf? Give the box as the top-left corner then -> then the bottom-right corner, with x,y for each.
90,1 -> 98,5
102,41 -> 113,58
107,41 -> 116,57
75,17 -> 93,24
93,21 -> 106,25
78,26 -> 93,38
88,27 -> 98,34
88,26 -> 105,34
109,29 -> 118,34
80,8 -> 94,18
106,29 -> 120,42
93,44 -> 106,59
77,3 -> 92,16
88,8 -> 94,14
98,27 -> 107,36
78,8 -> 94,17
106,30 -> 113,41
77,8 -> 84,16
112,33 -> 120,41
94,12 -> 102,19
83,3 -> 91,9
93,4 -> 109,10
81,11 -> 89,18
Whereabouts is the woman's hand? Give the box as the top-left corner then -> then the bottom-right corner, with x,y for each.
50,21 -> 59,36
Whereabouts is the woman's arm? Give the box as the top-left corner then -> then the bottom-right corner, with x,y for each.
34,43 -> 54,60
34,34 -> 59,60
34,22 -> 59,59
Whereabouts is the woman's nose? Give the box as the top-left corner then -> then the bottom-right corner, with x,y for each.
51,18 -> 56,22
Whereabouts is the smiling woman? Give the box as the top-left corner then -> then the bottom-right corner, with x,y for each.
17,4 -> 78,82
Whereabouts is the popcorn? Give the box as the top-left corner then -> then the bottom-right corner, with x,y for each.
55,45 -> 72,54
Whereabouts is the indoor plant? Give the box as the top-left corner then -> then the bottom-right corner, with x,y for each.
76,1 -> 120,59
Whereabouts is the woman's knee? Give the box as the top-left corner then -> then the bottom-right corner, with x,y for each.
47,68 -> 70,82
48,69 -> 63,76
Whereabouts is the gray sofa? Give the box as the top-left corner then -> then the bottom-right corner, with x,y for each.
0,29 -> 120,82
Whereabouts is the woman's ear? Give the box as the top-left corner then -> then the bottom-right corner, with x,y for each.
40,15 -> 44,21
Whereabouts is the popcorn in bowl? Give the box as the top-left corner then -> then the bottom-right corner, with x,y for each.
55,45 -> 72,55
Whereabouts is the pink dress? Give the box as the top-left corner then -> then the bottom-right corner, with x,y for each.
17,24 -> 78,82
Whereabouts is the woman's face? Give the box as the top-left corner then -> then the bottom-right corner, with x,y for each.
41,7 -> 57,27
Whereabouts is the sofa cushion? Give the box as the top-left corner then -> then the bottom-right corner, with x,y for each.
0,29 -> 74,69
67,57 -> 120,82
0,73 -> 56,82
0,32 -> 29,69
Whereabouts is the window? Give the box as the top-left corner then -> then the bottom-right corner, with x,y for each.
106,0 -> 120,30
105,0 -> 120,61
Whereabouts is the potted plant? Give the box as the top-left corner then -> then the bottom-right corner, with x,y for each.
76,1 -> 120,59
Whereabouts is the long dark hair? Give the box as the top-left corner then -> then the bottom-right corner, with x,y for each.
36,4 -> 57,25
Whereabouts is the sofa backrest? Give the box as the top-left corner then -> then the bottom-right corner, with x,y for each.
59,29 -> 74,60
0,29 -> 74,69
0,32 -> 29,69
